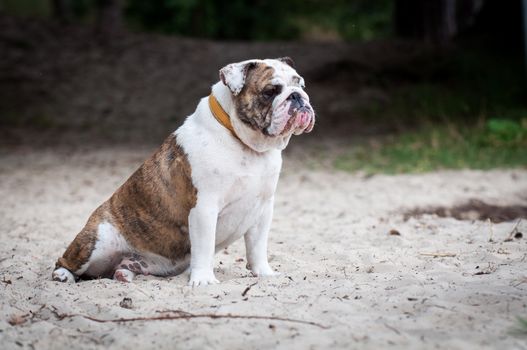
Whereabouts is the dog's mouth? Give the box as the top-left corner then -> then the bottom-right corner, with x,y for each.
280,106 -> 315,136
264,101 -> 315,137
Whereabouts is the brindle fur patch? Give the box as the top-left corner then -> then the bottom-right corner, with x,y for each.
108,134 -> 196,261
55,134 -> 197,277
234,63 -> 276,132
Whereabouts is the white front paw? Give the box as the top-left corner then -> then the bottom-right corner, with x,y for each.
188,269 -> 219,287
251,264 -> 280,277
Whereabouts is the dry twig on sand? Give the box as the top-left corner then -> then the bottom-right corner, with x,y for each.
241,282 -> 258,297
419,252 -> 457,258
48,307 -> 329,329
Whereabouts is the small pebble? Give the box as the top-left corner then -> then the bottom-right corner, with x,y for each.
119,297 -> 133,309
389,229 -> 401,236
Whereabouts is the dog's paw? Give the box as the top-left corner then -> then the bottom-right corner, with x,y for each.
250,265 -> 280,277
52,267 -> 76,283
188,269 -> 219,287
113,269 -> 135,283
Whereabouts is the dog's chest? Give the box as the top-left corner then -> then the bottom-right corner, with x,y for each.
176,115 -> 282,248
214,154 -> 280,245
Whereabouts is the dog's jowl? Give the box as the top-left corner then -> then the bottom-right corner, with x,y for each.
52,58 -> 315,286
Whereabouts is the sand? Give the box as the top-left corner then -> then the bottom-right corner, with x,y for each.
1,147 -> 526,349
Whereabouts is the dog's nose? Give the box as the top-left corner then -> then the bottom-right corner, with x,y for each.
287,92 -> 302,103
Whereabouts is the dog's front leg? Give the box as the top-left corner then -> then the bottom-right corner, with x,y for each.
188,199 -> 219,286
245,199 -> 279,277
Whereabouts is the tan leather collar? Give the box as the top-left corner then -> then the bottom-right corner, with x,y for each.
208,94 -> 241,141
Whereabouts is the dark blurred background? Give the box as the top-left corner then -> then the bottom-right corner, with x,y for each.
0,0 -> 526,171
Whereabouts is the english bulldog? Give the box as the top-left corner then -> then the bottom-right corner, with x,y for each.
52,57 -> 315,286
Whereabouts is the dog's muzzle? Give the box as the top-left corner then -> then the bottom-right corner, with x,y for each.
285,92 -> 314,135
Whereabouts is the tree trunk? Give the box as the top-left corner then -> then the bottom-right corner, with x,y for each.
52,0 -> 72,23
96,0 -> 123,38
394,0 -> 469,44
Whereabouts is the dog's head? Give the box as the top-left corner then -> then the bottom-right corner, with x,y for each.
220,58 -> 315,140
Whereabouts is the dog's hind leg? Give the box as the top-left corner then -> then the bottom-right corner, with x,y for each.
53,224 -> 98,283
113,253 -> 145,283
112,253 -> 189,283
53,210 -> 129,282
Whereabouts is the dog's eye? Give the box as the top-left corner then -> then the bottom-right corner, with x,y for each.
262,85 -> 281,100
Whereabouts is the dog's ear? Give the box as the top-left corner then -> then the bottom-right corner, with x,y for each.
219,60 -> 258,95
277,56 -> 295,69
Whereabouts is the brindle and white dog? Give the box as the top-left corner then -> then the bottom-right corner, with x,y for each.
52,57 -> 315,286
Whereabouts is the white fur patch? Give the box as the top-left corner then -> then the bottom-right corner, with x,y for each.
220,59 -> 258,95
141,251 -> 190,276
52,267 -> 75,283
266,102 -> 291,136
77,221 -> 130,276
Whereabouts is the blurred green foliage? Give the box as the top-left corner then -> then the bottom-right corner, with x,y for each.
516,317 -> 527,334
301,0 -> 393,40
334,119 -> 527,174
125,0 -> 301,39
0,0 -> 394,40
335,48 -> 527,173
126,0 -> 394,40
0,0 -> 51,17
486,118 -> 527,144
362,49 -> 527,125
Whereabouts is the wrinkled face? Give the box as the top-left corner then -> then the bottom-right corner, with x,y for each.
220,58 -> 315,137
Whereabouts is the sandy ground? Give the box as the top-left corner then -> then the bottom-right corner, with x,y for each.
1,147 -> 527,350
